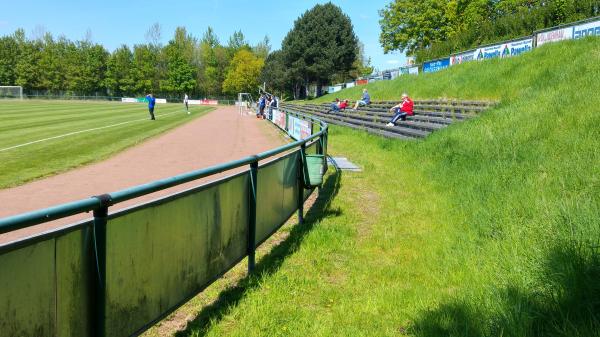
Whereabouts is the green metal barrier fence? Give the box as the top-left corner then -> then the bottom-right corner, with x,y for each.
0,111 -> 327,337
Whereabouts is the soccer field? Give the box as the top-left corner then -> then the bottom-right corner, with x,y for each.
0,100 -> 214,189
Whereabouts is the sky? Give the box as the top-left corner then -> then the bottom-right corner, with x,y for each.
0,0 -> 406,71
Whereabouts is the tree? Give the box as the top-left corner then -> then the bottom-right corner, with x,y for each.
379,0 -> 455,55
131,44 -> 157,94
161,27 -> 197,96
379,0 -> 600,61
145,22 -> 162,46
281,2 -> 358,97
253,35 -> 271,59
0,35 -> 19,85
64,40 -> 108,94
222,49 -> 264,95
227,30 -> 250,58
260,50 -> 290,96
15,33 -> 43,91
198,27 -> 228,97
105,45 -> 134,96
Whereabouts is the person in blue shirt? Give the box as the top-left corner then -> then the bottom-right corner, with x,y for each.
352,88 -> 371,110
146,94 -> 156,120
257,95 -> 266,119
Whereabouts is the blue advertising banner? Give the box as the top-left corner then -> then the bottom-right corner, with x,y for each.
423,58 -> 450,73
573,19 -> 600,39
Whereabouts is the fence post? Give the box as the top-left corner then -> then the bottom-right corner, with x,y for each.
247,157 -> 258,273
297,143 -> 306,225
91,194 -> 111,337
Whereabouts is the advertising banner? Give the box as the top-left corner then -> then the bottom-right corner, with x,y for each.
408,66 -> 419,75
573,19 -> 600,39
189,99 -> 218,105
356,79 -> 368,85
474,38 -> 533,60
507,38 -> 534,57
390,70 -> 400,79
121,97 -> 167,104
474,44 -> 504,60
286,115 -> 312,140
346,82 -> 355,88
271,109 -> 287,130
423,58 -> 450,73
450,50 -> 476,65
328,85 -> 342,93
537,27 -> 573,46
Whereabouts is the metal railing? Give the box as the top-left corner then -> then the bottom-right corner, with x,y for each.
0,110 -> 328,337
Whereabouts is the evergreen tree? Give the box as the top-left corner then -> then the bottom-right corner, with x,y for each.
281,2 -> 358,97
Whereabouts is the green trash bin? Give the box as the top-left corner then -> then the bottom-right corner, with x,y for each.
304,154 -> 325,187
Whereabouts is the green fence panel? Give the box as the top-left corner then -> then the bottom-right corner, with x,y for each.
103,174 -> 249,337
0,240 -> 56,337
281,152 -> 300,228
56,226 -> 93,337
256,160 -> 285,245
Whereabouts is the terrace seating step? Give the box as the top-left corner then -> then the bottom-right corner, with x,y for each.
281,106 -> 429,139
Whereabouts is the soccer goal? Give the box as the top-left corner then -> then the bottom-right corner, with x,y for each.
237,92 -> 254,115
0,86 -> 23,100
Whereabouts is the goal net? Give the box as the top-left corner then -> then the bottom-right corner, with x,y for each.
237,93 -> 254,115
0,86 -> 23,99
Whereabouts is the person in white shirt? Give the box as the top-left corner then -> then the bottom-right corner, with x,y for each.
184,94 -> 189,114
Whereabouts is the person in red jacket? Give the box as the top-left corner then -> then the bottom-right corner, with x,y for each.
387,93 -> 414,126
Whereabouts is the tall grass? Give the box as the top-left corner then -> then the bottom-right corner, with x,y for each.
170,38 -> 600,336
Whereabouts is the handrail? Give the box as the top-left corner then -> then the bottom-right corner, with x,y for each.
0,111 -> 327,235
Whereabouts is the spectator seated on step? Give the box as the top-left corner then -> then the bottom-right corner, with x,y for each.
330,98 -> 341,113
330,98 -> 349,113
338,99 -> 349,111
352,88 -> 371,110
386,93 -> 414,127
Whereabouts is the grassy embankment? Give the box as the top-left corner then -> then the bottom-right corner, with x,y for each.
151,38 -> 598,337
0,101 -> 213,188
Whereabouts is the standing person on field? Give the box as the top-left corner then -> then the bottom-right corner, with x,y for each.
146,94 -> 156,120
184,93 -> 189,114
387,93 -> 414,126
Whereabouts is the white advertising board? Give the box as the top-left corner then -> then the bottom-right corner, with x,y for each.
537,27 -> 573,46
573,19 -> 600,39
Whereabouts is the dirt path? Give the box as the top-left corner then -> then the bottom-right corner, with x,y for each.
0,106 -> 286,245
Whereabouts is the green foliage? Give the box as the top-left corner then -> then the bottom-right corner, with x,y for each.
105,45 -> 134,96
260,50 -> 290,96
252,35 -> 271,60
0,25 -> 270,98
281,2 -> 358,97
0,35 -> 19,85
222,49 -> 264,95
161,27 -> 197,95
379,0 -> 600,61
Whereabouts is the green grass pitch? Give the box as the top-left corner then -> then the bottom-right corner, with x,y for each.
0,100 -> 214,189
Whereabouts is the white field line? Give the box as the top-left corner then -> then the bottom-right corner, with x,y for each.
0,111 -> 182,153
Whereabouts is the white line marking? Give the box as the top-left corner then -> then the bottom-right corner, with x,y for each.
0,111 -> 182,153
